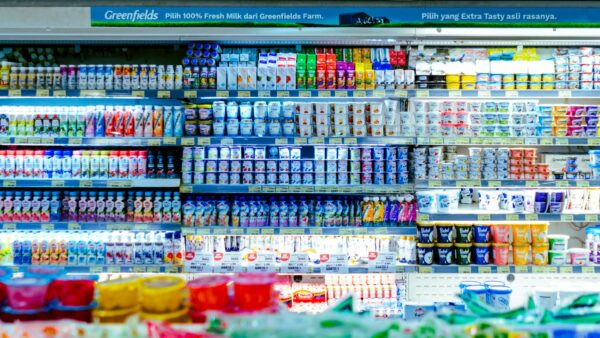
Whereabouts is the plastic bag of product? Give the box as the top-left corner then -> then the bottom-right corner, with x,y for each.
147,321 -> 222,338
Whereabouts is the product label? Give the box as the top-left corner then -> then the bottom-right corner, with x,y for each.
280,252 -> 309,273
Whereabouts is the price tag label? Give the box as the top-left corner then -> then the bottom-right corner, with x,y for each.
260,228 -> 275,235
146,267 -> 159,273
585,214 -> 599,222
107,181 -> 132,188
428,180 -> 441,187
372,90 -> 385,97
90,267 -> 103,274
505,90 -> 519,98
305,228 -> 322,236
525,181 -> 538,187
197,138 -> 211,145
329,138 -> 342,145
577,181 -> 590,187
525,214 -> 538,221
184,252 -> 213,273
418,266 -> 433,273
321,253 -> 348,273
368,252 -> 397,273
560,266 -> 574,273
181,138 -> 196,146
79,181 -> 92,188
68,223 -> 81,230
40,137 -> 54,144
247,252 -> 276,273
3,180 -> 16,187
68,138 -> 82,145
448,90 -> 462,98
8,89 -> 21,97
487,181 -> 501,187
497,266 -> 510,274
215,90 -> 229,97
309,137 -> 324,144
394,90 -> 408,98
416,214 -> 430,222
353,228 -> 367,235
51,180 -> 65,187
555,138 -> 568,145
214,252 -> 242,273
36,89 -> 49,96
455,137 -> 469,144
339,228 -> 353,235
298,91 -> 311,97
525,137 -> 538,145
558,90 -> 572,98
247,228 -> 260,235
343,138 -> 358,145
334,91 -> 348,97
280,228 -> 305,235
156,90 -> 171,98
0,137 -> 9,144
546,267 -> 558,273
133,266 -> 145,273
478,266 -> 492,273
506,214 -> 519,221
160,137 -> 175,146
477,90 -> 492,98
237,91 -> 251,97
248,186 -> 262,193
540,138 -> 553,145
354,90 -> 367,97
555,181 -> 570,187
53,90 -> 66,97
429,137 -> 443,144
477,214 -> 491,221
515,266 -> 529,273
589,138 -> 600,146
458,266 -> 471,273
582,266 -> 595,273
166,266 -> 180,273
41,223 -> 54,230
133,224 -> 149,231
81,90 -> 106,97
2,223 -> 16,230
416,90 -> 429,98
280,253 -> 309,273
257,90 -> 270,97
294,137 -> 307,145
561,214 -> 574,221
131,90 -> 145,97
220,138 -> 234,145
107,266 -> 120,273
277,91 -> 290,97
274,138 -> 288,146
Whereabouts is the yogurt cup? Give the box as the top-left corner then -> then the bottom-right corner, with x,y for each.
548,234 -> 569,251
530,223 -> 549,244
464,285 -> 486,303
513,244 -> 530,265
548,250 -> 567,265
455,243 -> 472,265
492,243 -> 510,265
455,224 -> 473,243
436,244 -> 454,265
474,243 -> 491,265
436,224 -> 454,243
417,243 -> 434,265
512,224 -> 531,244
487,286 -> 512,311
532,243 -> 549,265
473,224 -> 491,243
417,224 -> 435,243
569,248 -> 588,265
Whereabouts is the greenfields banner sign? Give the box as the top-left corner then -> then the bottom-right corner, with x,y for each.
91,7 -> 600,27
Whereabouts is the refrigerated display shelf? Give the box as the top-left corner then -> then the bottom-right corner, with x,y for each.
180,226 -> 416,236
412,265 -> 599,274
10,265 -> 183,274
0,137 -> 183,147
180,184 -> 413,194
0,178 -> 180,188
0,89 -> 400,99
2,136 -> 598,147
416,137 -> 600,146
0,222 -> 181,231
416,179 -> 597,188
417,212 -> 598,222
0,89 -> 596,99
181,136 -> 414,146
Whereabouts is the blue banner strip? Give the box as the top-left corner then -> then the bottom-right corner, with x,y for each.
90,7 -> 600,27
